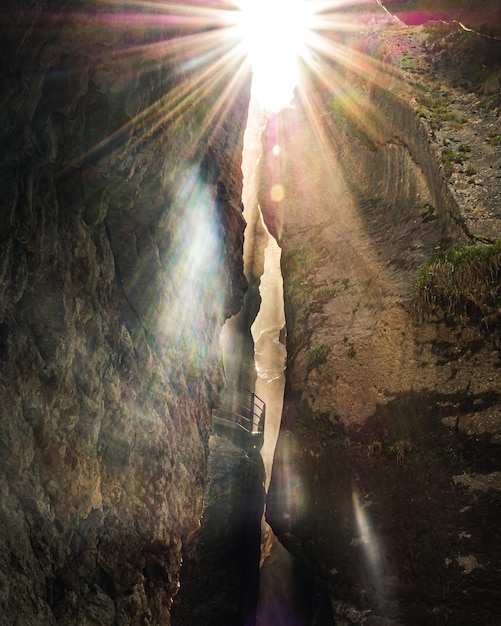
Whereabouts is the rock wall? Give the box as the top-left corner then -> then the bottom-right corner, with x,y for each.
0,2 -> 250,624
381,0 -> 501,36
171,436 -> 265,626
263,19 -> 501,624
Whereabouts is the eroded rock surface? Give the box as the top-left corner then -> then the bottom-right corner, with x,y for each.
172,435 -> 265,626
0,2 -> 250,624
381,0 -> 501,36
263,15 -> 501,624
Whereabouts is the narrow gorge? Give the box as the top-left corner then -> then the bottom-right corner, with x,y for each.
1,1 -> 501,625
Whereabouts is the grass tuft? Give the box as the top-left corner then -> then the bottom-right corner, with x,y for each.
308,343 -> 331,368
414,241 -> 501,325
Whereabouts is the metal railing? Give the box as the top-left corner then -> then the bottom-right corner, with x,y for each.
212,389 -> 266,451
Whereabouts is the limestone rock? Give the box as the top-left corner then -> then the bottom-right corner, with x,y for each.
0,2 -> 250,623
172,436 -> 265,626
264,18 -> 501,624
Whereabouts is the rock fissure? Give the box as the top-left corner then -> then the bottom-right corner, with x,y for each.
1,1 -> 501,624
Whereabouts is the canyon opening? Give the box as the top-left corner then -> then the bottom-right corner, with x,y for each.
1,1 -> 501,625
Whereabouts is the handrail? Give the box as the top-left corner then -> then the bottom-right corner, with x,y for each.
212,389 -> 266,450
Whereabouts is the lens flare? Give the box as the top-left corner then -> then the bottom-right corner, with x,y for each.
235,0 -> 315,111
270,183 -> 285,203
352,491 -> 386,605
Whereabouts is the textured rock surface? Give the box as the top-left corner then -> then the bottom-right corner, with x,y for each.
0,2 -> 250,624
263,16 -> 501,624
171,435 -> 265,626
381,0 -> 501,36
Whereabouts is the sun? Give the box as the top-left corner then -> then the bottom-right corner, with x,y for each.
235,0 -> 315,111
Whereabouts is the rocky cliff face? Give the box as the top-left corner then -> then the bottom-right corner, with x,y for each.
381,0 -> 501,36
0,2 -> 250,624
172,436 -> 265,626
263,15 -> 501,624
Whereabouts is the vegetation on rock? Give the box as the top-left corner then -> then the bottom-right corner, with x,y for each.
308,343 -> 331,368
281,240 -> 315,349
424,22 -> 501,109
415,240 -> 501,325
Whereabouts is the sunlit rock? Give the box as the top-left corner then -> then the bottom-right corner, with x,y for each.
263,10 -> 501,623
0,1 -> 250,623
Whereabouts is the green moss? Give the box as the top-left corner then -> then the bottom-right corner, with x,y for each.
400,53 -> 416,70
415,87 -> 468,130
329,91 -> 357,136
487,133 -> 501,146
443,162 -> 454,178
310,285 -> 338,312
282,241 -> 315,344
308,343 -> 331,368
315,285 -> 338,301
440,146 -> 471,177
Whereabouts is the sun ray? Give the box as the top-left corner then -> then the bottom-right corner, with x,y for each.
38,2 -> 250,175
31,0 -> 414,209
233,0 -> 316,111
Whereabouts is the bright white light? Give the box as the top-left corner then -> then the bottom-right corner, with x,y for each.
235,0 -> 314,111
